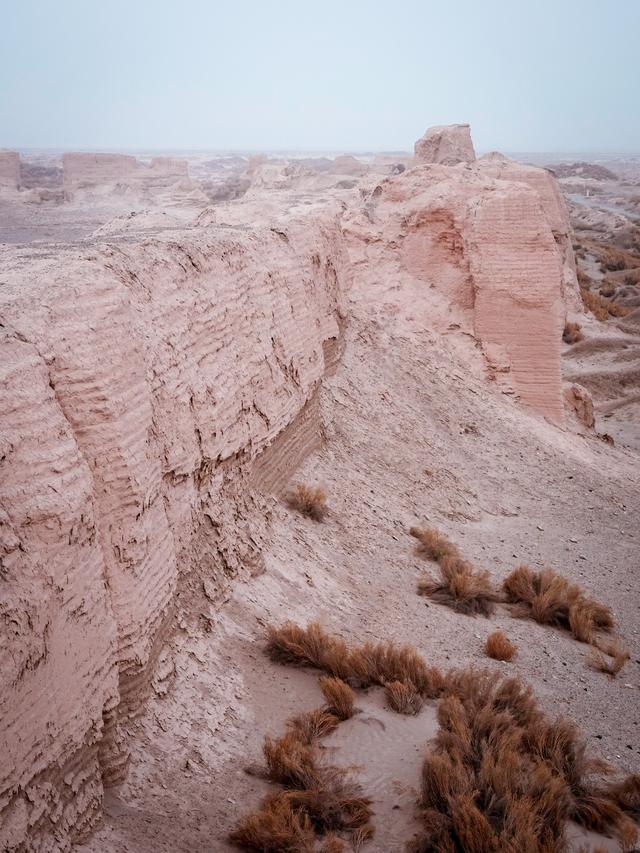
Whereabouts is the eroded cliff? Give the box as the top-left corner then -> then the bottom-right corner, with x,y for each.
1,127 -> 587,851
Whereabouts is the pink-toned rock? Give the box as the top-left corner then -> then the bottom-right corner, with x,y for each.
344,157 -> 570,426
62,152 -> 192,199
564,382 -> 595,429
0,150 -> 21,190
0,209 -> 349,850
330,154 -> 367,176
475,153 -> 580,310
414,123 -> 476,165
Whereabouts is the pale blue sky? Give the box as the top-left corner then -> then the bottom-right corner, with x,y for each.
1,0 -> 638,153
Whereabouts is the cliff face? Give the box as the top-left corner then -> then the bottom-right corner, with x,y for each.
344,161 -> 577,425
0,210 -> 349,850
0,150 -> 21,190
0,131 -> 579,851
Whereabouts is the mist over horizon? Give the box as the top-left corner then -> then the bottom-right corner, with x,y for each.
1,0 -> 639,154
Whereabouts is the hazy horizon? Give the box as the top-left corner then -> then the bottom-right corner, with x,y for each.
1,0 -> 639,154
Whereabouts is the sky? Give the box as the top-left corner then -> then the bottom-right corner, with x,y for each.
1,0 -> 639,153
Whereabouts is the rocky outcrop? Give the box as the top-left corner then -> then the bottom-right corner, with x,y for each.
0,210 -> 349,851
0,150 -> 21,190
62,152 -> 194,200
414,123 -> 475,165
344,152 -> 575,426
330,154 -> 367,176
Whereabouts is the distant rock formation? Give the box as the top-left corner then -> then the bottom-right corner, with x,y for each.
330,154 -> 368,176
62,152 -> 195,200
548,161 -> 618,181
414,123 -> 476,165
0,150 -> 21,190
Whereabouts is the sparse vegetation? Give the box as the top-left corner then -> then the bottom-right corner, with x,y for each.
587,638 -> 630,678
411,667 -> 638,852
319,676 -> 355,721
417,553 -> 502,617
229,791 -> 316,851
384,679 -> 423,715
257,624 -> 639,851
409,525 -> 459,561
411,526 -> 501,617
581,287 -> 631,321
266,622 -> 444,699
503,565 -> 614,643
485,629 -> 517,661
286,484 -> 327,521
563,321 -> 584,343
231,671 -> 372,849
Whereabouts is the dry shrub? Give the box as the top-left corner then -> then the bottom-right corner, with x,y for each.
266,621 -> 444,700
286,484 -> 327,521
229,791 -> 316,851
599,279 -> 617,297
232,701 -> 373,849
581,287 -> 632,321
563,321 -> 584,344
409,526 -> 459,561
412,667 -> 638,852
320,835 -> 347,852
384,680 -> 423,715
417,554 -> 501,617
287,709 -> 340,744
503,565 -> 614,644
608,774 -> 640,820
587,638 -> 630,678
485,630 -> 516,661
319,676 -> 355,721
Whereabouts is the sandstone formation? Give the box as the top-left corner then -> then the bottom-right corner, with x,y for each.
0,211 -> 348,850
344,157 -> 575,426
0,124 -> 588,851
330,154 -> 368,176
413,123 -> 475,165
0,150 -> 21,190
62,152 -> 194,200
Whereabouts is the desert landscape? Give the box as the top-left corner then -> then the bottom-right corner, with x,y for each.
1,117 -> 639,852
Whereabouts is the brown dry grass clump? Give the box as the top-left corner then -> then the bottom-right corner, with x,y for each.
266,622 -> 444,699
587,638 -> 630,678
232,698 -> 373,849
409,526 -> 459,561
417,554 -> 502,617
411,667 -> 638,852
319,676 -> 355,721
229,791 -> 316,851
384,680 -> 423,715
581,287 -> 631,321
608,774 -> 640,820
286,484 -> 327,522
503,565 -> 614,642
287,709 -> 341,744
410,526 -> 501,617
485,629 -> 517,661
563,321 -> 584,344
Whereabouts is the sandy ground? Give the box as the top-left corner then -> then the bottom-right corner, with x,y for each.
77,275 -> 640,852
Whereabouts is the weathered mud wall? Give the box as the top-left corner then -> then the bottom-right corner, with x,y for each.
0,150 -> 21,190
0,210 -> 349,851
344,161 -> 576,426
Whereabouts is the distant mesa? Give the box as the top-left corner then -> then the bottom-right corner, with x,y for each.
330,154 -> 368,176
414,123 -> 476,165
0,149 -> 21,190
62,151 -> 192,198
547,161 -> 618,181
